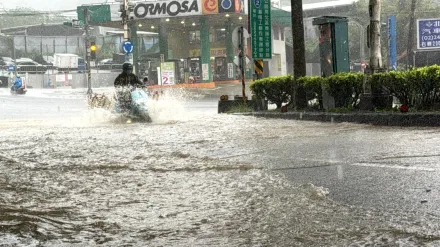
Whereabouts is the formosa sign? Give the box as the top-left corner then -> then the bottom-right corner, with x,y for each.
77,0 -> 245,23
134,0 -> 201,19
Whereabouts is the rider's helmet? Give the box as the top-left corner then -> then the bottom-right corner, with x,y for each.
16,75 -> 21,78
122,63 -> 133,74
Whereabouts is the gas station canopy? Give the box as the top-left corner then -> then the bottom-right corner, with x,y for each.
75,0 -> 292,85
77,0 -> 247,27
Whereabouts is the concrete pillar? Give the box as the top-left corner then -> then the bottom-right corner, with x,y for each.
130,22 -> 139,76
200,17 -> 212,82
40,37 -> 43,56
159,23 -> 168,61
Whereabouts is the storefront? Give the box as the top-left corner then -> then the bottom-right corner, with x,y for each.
77,0 -> 289,85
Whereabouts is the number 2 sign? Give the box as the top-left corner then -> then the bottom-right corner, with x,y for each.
160,62 -> 175,85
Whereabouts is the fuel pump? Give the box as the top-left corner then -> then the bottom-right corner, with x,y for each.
187,57 -> 202,83
214,57 -> 228,80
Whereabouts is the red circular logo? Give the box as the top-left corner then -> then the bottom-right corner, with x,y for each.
204,0 -> 217,12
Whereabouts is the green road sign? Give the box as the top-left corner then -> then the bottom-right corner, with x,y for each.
250,0 -> 272,59
77,5 -> 112,24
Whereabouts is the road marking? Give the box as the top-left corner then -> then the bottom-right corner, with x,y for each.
351,162 -> 436,172
375,154 -> 440,160
272,159 -> 437,172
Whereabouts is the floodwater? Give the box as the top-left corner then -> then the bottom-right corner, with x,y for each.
1,89 -> 440,246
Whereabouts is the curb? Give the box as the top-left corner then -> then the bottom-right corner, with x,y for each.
245,112 -> 440,127
147,82 -> 216,89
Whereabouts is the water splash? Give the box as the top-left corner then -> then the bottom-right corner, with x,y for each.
146,88 -> 191,124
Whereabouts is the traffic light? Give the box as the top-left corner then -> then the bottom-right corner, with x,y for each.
119,3 -> 135,21
90,42 -> 97,60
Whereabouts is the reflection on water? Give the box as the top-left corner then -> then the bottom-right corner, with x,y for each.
1,97 -> 440,246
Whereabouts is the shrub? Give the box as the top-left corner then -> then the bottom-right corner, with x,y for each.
322,72 -> 364,108
370,71 -> 413,106
226,103 -> 253,113
370,65 -> 440,109
250,65 -> 440,111
410,65 -> 440,110
297,76 -> 324,109
250,75 -> 293,109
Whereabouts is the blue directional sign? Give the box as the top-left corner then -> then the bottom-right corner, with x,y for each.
122,41 -> 134,54
417,19 -> 440,49
8,65 -> 14,71
388,15 -> 397,70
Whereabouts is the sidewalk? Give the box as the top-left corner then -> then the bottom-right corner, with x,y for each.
245,111 -> 440,127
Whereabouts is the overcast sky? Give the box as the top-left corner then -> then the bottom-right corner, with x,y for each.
1,0 -> 339,11
1,0 -> 112,11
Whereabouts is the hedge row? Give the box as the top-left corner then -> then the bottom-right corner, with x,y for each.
249,65 -> 440,110
249,75 -> 293,109
371,66 -> 440,110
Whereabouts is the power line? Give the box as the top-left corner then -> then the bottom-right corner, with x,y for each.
0,9 -> 77,17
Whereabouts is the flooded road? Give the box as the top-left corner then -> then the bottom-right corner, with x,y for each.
1,89 -> 440,246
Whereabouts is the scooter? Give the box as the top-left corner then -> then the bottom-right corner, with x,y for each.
113,88 -> 151,122
10,86 -> 27,95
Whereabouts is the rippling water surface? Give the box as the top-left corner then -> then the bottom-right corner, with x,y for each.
1,93 -> 440,246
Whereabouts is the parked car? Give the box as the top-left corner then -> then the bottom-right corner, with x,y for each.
97,59 -> 122,71
16,61 -> 47,74
2,57 -> 14,65
0,57 -> 14,71
78,57 -> 86,73
15,58 -> 34,63
97,59 -> 113,70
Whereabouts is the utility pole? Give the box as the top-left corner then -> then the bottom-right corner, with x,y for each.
368,0 -> 382,74
84,8 -> 93,95
239,26 -> 246,103
290,0 -> 307,109
359,0 -> 381,110
121,0 -> 132,64
406,0 -> 417,69
123,0 -> 129,43
12,37 -> 17,77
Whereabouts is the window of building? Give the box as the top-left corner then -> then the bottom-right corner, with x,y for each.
189,31 -> 200,44
190,30 -> 214,43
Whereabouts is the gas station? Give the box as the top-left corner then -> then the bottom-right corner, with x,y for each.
76,0 -> 291,87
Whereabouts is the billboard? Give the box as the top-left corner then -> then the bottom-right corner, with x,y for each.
417,19 -> 440,49
78,0 -> 244,23
202,0 -> 243,14
133,0 -> 202,19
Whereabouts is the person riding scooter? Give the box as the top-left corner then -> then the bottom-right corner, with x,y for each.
12,75 -> 23,93
113,63 -> 143,112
